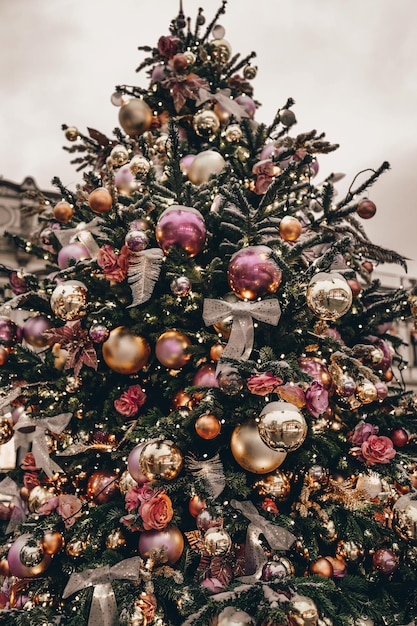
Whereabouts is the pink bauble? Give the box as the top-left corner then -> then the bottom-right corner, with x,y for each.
138,525 -> 184,565
156,205 -> 206,258
127,443 -> 149,485
23,316 -> 53,348
227,245 -> 282,300
125,229 -> 149,252
193,364 -> 219,388
115,165 -> 136,195
372,548 -> 399,575
235,94 -> 256,118
391,428 -> 409,448
0,317 -> 21,347
180,154 -> 196,174
57,242 -> 90,269
89,324 -> 109,344
7,534 -> 51,578
155,330 -> 192,369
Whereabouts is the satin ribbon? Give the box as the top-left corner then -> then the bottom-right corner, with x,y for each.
62,557 -> 142,626
54,217 -> 104,256
231,499 -> 296,582
14,412 -> 72,478
0,476 -> 27,533
197,88 -> 250,121
203,298 -> 281,361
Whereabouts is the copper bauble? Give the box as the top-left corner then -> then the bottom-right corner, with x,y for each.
189,494 -> 207,518
306,272 -> 352,321
155,329 -> 192,369
257,401 -> 307,452
308,556 -> 334,578
42,530 -> 64,555
50,280 -> 88,321
326,555 -> 347,578
138,525 -> 184,565
87,469 -> 119,504
0,345 -> 9,366
187,150 -> 226,185
203,527 -> 232,556
231,419 -> 287,474
102,326 -> 150,374
347,278 -> 362,297
172,389 -> 193,410
279,215 -> 302,242
0,417 -> 14,444
88,187 -> 113,214
254,469 -> 292,501
53,200 -> 74,223
140,440 -> 183,481
224,123 -> 243,142
357,198 -> 377,219
119,99 -> 153,137
28,485 -> 57,513
210,343 -> 225,361
195,412 -> 221,439
288,594 -> 319,626
106,528 -> 126,549
0,556 -> 10,577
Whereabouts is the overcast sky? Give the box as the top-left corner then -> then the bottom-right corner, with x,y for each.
1,0 -> 416,275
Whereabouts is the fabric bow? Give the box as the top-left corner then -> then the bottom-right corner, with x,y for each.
62,557 -> 142,626
14,412 -> 72,477
196,88 -> 250,121
0,476 -> 27,533
203,298 -> 281,361
54,217 -> 104,256
231,499 -> 296,582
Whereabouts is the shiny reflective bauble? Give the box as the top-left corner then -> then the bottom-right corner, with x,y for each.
53,200 -> 73,223
42,530 -> 64,555
231,419 -> 287,474
210,343 -> 224,361
189,494 -> 207,518
336,539 -> 365,563
217,366 -> 244,396
138,525 -> 184,565
279,215 -> 302,242
156,205 -> 206,258
28,485 -> 57,513
64,126 -> 79,141
210,38 -> 232,64
279,109 -> 297,127
193,363 -> 219,388
355,379 -> 377,404
23,315 -> 52,347
172,389 -> 193,411
170,275 -> 192,297
356,473 -> 383,499
299,356 -> 332,389
66,539 -> 87,558
127,444 -> 149,485
102,326 -> 150,374
106,528 -> 126,550
118,99 -> 153,137
372,548 -> 399,575
305,464 -> 329,490
88,187 -> 113,214
193,110 -> 220,139
57,241 -> 90,269
356,198 -> 377,219
155,329 -> 192,369
0,316 -> 21,347
195,413 -> 221,439
203,527 -> 232,556
187,150 -> 226,185
50,280 -> 88,321
0,345 -> 9,366
288,594 -> 319,626
140,440 -> 183,481
243,64 -> 257,80
125,229 -> 149,252
261,556 -> 294,581
308,556 -> 334,578
110,144 -> 129,167
257,401 -> 307,452
8,534 -> 52,578
86,470 -> 119,504
0,417 -> 14,445
196,508 -> 223,532
129,154 -> 151,176
89,323 -> 109,344
393,496 -> 417,540
119,469 -> 139,494
227,245 -> 282,300
217,606 -> 255,626
224,123 -> 243,142
306,272 -> 352,321
254,469 -> 291,501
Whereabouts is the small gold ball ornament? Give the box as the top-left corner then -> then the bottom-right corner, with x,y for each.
140,440 -> 183,481
0,417 -> 14,445
231,419 -> 287,474
65,126 -> 79,141
129,155 -> 151,176
195,413 -> 221,439
306,272 -> 352,321
42,531 -> 65,555
155,329 -> 192,369
50,280 -> 88,321
88,187 -> 113,214
254,469 -> 292,501
193,110 -> 220,139
28,485 -> 57,514
110,144 -> 129,167
119,99 -> 153,137
203,527 -> 232,556
102,326 -> 151,375
288,594 -> 319,626
53,200 -> 74,223
224,124 -> 243,143
187,150 -> 226,185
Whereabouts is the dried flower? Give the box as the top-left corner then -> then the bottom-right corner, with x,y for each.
114,384 -> 147,417
247,372 -> 283,396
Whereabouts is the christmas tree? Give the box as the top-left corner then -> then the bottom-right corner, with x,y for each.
1,2 -> 417,624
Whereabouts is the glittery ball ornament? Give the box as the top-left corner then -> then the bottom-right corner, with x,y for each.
231,419 -> 287,474
155,329 -> 192,369
254,469 -> 292,501
288,594 -> 319,626
140,440 -> 183,481
257,401 -> 307,452
0,417 -> 14,445
372,548 -> 399,575
306,272 -> 352,321
227,245 -> 282,300
118,98 -> 153,137
102,326 -> 150,374
0,316 -> 21,347
187,149 -> 226,185
50,280 -> 88,321
89,323 -> 109,344
156,205 -> 206,257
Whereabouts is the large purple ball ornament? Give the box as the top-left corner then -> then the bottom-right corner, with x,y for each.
57,242 -> 91,269
227,245 -> 282,300
156,205 -> 206,258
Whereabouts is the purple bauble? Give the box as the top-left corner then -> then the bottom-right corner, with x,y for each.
125,229 -> 149,252
375,381 -> 388,400
227,245 -> 282,300
0,316 -> 21,347
155,205 -> 206,258
180,154 -> 196,174
7,534 -> 51,578
151,63 -> 166,83
235,94 -> 256,118
89,324 -> 110,344
57,242 -> 90,269
127,443 -> 149,485
23,315 -> 53,348
192,364 -> 219,388
138,525 -> 184,565
115,165 -> 135,194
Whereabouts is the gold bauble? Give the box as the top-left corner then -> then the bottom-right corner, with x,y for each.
210,38 -> 232,64
42,530 -> 64,555
140,440 -> 183,481
172,389 -> 193,411
203,527 -> 232,556
306,272 -> 352,321
279,215 -> 302,242
155,329 -> 192,369
0,416 -> 14,444
195,413 -> 221,439
66,539 -> 87,557
231,419 -> 287,474
119,470 -> 138,494
254,469 -> 292,501
28,485 -> 57,513
193,110 -> 220,139
187,150 -> 226,185
355,379 -> 377,404
53,200 -> 74,223
8,534 -> 52,578
212,292 -> 239,338
210,343 -> 225,361
88,187 -> 113,214
224,123 -> 243,142
335,539 -> 364,563
65,126 -> 79,141
288,594 -> 319,626
129,155 -> 151,176
119,99 -> 153,137
257,401 -> 307,452
393,495 -> 417,540
110,144 -> 129,167
50,280 -> 88,321
102,326 -> 151,375
106,528 -> 126,549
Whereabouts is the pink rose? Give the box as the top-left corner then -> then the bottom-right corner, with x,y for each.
120,513 -> 142,532
97,245 -> 128,282
157,35 -> 180,58
38,495 -> 59,516
114,384 -> 147,417
252,159 -> 279,195
349,420 -> 379,446
139,491 -> 173,531
57,494 -> 83,528
247,372 -> 283,396
125,486 -> 142,512
361,435 -> 396,466
201,577 -> 225,594
305,381 -> 329,417
23,471 -> 41,491
137,483 -> 156,502
20,452 -> 39,471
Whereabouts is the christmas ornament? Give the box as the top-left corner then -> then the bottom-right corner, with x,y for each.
156,205 -> 206,257
254,469 -> 292,501
261,556 -> 294,581
66,539 -> 87,557
216,607 -> 255,626
28,485 -> 57,513
106,529 -> 126,550
305,465 -> 328,489
102,326 -> 151,374
0,345 -> 9,365
129,154 -> 151,176
140,440 -> 183,481
127,444 -> 150,485
50,280 -> 88,321
86,470 -> 119,504
279,215 -> 303,242
355,379 -> 377,404
170,275 -> 192,297
224,123 -> 243,142
257,401 -> 307,452
193,109 -> 220,138
110,144 -> 129,166
210,343 -> 224,361
128,605 -> 147,626
88,187 -> 113,214
7,534 -> 51,578
125,229 -> 149,252
155,329 -> 192,369
64,126 -> 79,141
335,539 -> 364,563
299,356 -> 333,389
210,36 -> 232,64
187,149 -> 226,185
279,108 -> 297,127
306,272 -> 352,321
391,428 -> 409,447
372,548 -> 399,574
217,366 -> 244,395
53,200 -> 74,223
119,470 -> 138,494
0,316 -> 21,347
203,527 -> 232,556
119,98 -> 153,136
196,507 -> 223,532
89,323 -> 109,344
22,315 -> 52,347
42,530 -> 64,555
288,594 -> 319,626
356,473 -> 384,499
348,278 -> 362,297
195,412 -> 221,439
308,556 -> 334,577
357,198 -> 377,219
172,389 -> 193,410
189,494 -> 207,518
227,245 -> 282,300
231,419 -> 287,474
235,94 -> 256,117
138,525 -> 184,565
193,363 -> 219,387
393,495 -> 417,540
326,555 -> 347,578
57,241 -> 91,269
243,64 -> 257,79
0,417 -> 14,445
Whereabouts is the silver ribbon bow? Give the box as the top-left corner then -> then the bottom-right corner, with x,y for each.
62,557 -> 142,626
197,88 -> 250,121
203,298 -> 281,361
14,412 -> 72,477
0,476 -> 27,533
231,499 -> 296,582
54,217 -> 105,256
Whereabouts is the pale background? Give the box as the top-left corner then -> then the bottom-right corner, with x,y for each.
0,0 -> 416,275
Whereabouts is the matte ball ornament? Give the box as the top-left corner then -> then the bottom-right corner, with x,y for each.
257,401 -> 307,452
28,485 -> 57,513
288,594 -> 319,626
261,556 -> 294,581
231,419 -> 287,474
279,108 -> 297,127
88,187 -> 113,214
254,470 -> 292,501
140,440 -> 183,481
138,525 -> 184,565
42,531 -> 64,555
326,556 -> 347,578
279,215 -> 303,242
23,315 -> 53,348
7,534 -> 51,578
195,412 -> 221,439
308,556 -> 334,578
203,527 -> 232,556
53,200 -> 73,223
235,94 -> 257,118
87,469 -> 119,504
187,150 -> 226,185
357,198 -> 377,219
0,316 -> 21,347
170,275 -> 192,297
156,205 -> 206,258
102,326 -> 150,374
189,494 -> 207,518
348,278 -> 362,297
125,229 -> 149,252
118,98 -> 153,137
306,272 -> 352,321
89,323 -> 109,344
57,241 -> 91,269
192,363 -> 219,387
227,245 -> 282,300
50,280 -> 88,321
155,329 -> 192,369
127,443 -> 151,485
115,166 -> 136,195
193,109 -> 220,139
0,417 -> 14,445
372,548 -> 399,575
